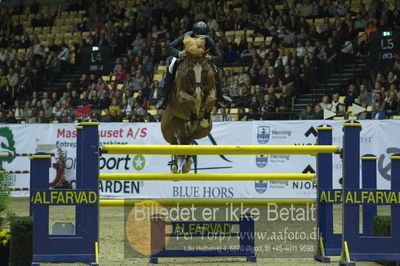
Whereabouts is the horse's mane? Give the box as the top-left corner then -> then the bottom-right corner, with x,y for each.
183,35 -> 206,57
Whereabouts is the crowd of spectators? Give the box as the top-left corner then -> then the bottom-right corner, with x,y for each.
0,0 -> 400,124
300,67 -> 400,120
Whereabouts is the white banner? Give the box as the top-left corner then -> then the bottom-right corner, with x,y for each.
1,120 -> 399,199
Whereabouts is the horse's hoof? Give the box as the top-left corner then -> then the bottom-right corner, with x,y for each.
200,119 -> 209,128
171,164 -> 178,173
182,157 -> 193,173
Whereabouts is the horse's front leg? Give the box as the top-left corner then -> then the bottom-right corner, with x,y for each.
200,89 -> 216,128
178,90 -> 199,132
169,154 -> 178,173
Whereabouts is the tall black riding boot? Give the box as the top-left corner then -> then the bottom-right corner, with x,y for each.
157,70 -> 174,109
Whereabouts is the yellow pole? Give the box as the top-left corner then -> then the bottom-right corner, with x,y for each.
99,199 -> 316,207
99,173 -> 316,181
102,145 -> 339,155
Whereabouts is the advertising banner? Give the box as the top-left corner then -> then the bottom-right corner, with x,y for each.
1,120 -> 398,199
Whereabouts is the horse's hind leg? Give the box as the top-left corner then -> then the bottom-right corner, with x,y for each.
169,155 -> 178,173
182,155 -> 193,173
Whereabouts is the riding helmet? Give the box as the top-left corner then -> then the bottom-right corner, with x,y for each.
192,21 -> 209,36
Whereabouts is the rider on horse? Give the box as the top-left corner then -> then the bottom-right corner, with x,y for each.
158,21 -> 232,109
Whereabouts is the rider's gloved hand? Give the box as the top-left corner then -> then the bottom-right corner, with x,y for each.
179,50 -> 186,57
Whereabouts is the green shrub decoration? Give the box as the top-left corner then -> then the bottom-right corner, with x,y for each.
9,216 -> 33,266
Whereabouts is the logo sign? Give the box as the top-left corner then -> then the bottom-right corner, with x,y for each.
256,155 -> 268,168
255,181 -> 268,194
257,126 -> 270,144
132,154 -> 145,171
0,127 -> 16,171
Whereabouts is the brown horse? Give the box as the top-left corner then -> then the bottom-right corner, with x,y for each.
161,36 -> 216,173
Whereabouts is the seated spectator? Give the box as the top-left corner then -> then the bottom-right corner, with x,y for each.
372,92 -> 384,111
300,104 -> 315,120
289,57 -> 300,76
344,84 -> 359,109
314,104 -> 323,119
282,28 -> 297,47
13,100 -> 23,120
133,101 -> 146,117
131,33 -> 144,53
101,109 -> 112,122
224,44 -> 237,63
279,65 -> 296,95
0,111 -> 5,123
299,57 -> 313,93
296,41 -> 306,58
53,101 -> 64,119
122,74 -> 134,91
41,92 -> 50,106
330,93 -> 345,114
26,110 -> 38,123
319,95 -> 332,110
222,69 -> 234,90
236,67 -> 250,85
115,64 -> 127,84
149,81 -> 162,107
372,102 -> 386,119
257,67 -> 267,87
260,94 -> 276,120
132,72 -> 145,91
80,91 -> 90,106
248,96 -> 260,120
50,92 -> 59,105
78,74 -> 90,89
229,80 -> 241,99
43,100 -> 53,119
21,101 -> 31,120
357,84 -> 372,106
5,111 -> 17,124
325,37 -> 338,74
236,86 -> 251,108
278,86 -> 293,112
57,44 -> 70,73
125,90 -> 135,107
110,109 -> 122,122
59,92 -> 70,107
240,43 -> 255,64
249,68 -> 258,85
143,56 -> 154,76
383,91 -> 398,117
70,90 -> 80,108
237,108 -> 247,121
7,68 -> 18,95
109,98 -> 121,117
121,98 -> 132,116
266,67 -> 279,91
253,85 -> 265,104
33,101 -> 44,116
135,89 -> 148,108
257,43 -> 269,59
58,109 -> 72,123
387,71 -> 398,87
305,40 -> 316,54
36,109 -> 48,123
17,67 -> 31,99
90,91 -> 101,110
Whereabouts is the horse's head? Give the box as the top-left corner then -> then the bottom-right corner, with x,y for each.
183,35 -> 208,61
